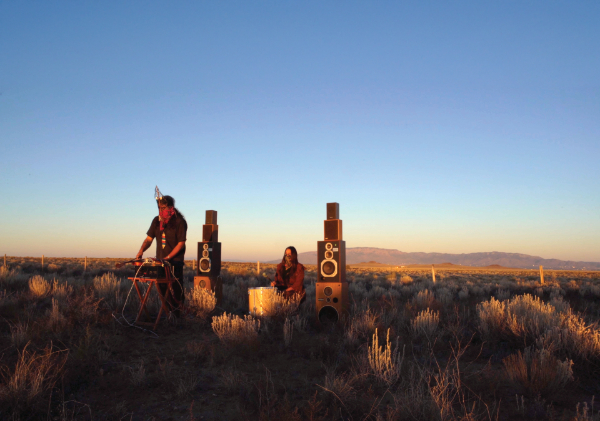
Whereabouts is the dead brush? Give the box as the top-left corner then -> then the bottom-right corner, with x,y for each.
0,343 -> 68,414
188,286 -> 217,319
29,275 -> 51,298
367,328 -> 404,385
502,347 -> 573,398
9,322 -> 30,349
211,312 -> 260,346
47,298 -> 68,332
51,279 -> 73,304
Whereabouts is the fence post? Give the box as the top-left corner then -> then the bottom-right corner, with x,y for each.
540,265 -> 544,284
3,254 -> 6,267
192,259 -> 195,271
431,265 -> 436,283
42,255 -> 44,271
84,256 -> 87,271
257,261 -> 260,275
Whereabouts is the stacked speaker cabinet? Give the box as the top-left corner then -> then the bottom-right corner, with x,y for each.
316,202 -> 348,324
194,210 -> 223,305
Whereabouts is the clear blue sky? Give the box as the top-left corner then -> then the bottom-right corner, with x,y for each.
1,1 -> 599,262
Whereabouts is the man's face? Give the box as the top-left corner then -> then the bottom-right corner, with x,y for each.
158,203 -> 168,213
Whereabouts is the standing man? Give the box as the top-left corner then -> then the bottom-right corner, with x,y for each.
136,189 -> 187,314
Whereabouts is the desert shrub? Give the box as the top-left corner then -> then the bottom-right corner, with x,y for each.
458,287 -> 469,300
51,279 -> 73,303
435,287 -> 453,306
28,275 -> 51,298
188,287 -> 217,319
502,347 -> 573,398
93,272 -> 121,298
536,311 -> 600,361
211,313 -> 260,345
400,275 -> 413,285
367,328 -> 404,385
412,289 -> 436,310
505,294 -> 561,341
495,288 -> 511,301
477,297 -> 506,340
0,266 -> 28,288
478,294 -> 564,343
412,308 -> 440,341
346,307 -> 378,344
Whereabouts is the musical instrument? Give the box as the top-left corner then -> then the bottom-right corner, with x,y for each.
117,258 -> 171,279
118,258 -> 178,330
248,287 -> 278,317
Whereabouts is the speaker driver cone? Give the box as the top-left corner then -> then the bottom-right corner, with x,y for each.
199,280 -> 206,288
325,243 -> 333,250
318,306 -> 339,324
322,261 -> 335,275
203,244 -> 209,250
200,259 -> 210,271
324,286 -> 333,296
202,250 -> 209,257
325,251 -> 333,259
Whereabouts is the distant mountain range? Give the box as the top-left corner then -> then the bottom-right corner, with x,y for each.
267,247 -> 600,270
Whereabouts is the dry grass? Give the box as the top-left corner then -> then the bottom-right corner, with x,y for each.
1,257 -> 600,419
367,328 -> 404,385
0,344 -> 68,413
412,308 -> 440,341
211,312 -> 261,345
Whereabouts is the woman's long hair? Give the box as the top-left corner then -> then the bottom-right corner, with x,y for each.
158,195 -> 187,224
281,246 -> 299,274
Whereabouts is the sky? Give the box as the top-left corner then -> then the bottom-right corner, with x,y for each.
1,1 -> 599,262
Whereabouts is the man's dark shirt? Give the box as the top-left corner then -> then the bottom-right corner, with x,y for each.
147,215 -> 187,262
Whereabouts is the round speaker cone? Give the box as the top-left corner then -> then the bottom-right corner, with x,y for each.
325,251 -> 333,259
324,286 -> 333,296
322,261 -> 335,275
200,259 -> 210,270
203,244 -> 209,250
199,280 -> 206,288
318,306 -> 339,324
325,243 -> 333,250
202,250 -> 209,257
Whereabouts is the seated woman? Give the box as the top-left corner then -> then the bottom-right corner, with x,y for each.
271,246 -> 306,303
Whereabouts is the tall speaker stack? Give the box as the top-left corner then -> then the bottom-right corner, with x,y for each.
194,210 -> 222,305
316,202 -> 348,324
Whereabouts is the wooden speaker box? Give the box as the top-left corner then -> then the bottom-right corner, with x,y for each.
316,282 -> 348,324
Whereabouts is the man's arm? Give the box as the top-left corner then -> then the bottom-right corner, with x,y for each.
136,236 -> 154,259
165,241 -> 186,260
